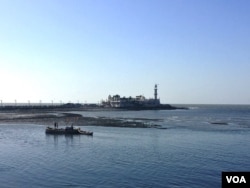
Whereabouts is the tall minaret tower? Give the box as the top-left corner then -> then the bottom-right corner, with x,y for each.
154,84 -> 158,100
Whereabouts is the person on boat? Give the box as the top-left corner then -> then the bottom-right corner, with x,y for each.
54,122 -> 58,129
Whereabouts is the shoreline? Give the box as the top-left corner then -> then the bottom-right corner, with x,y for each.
0,103 -> 188,112
0,109 -> 162,128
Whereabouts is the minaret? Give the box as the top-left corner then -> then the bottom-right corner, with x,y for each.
154,84 -> 158,100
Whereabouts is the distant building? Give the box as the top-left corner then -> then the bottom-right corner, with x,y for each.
101,85 -> 161,108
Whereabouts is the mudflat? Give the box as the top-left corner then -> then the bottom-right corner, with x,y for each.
0,108 -> 161,128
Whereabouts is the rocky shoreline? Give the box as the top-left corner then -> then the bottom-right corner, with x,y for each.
0,109 -> 162,128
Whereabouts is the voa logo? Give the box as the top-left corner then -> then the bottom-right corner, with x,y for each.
226,176 -> 246,184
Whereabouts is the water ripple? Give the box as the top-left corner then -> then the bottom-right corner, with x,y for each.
1,106 -> 250,187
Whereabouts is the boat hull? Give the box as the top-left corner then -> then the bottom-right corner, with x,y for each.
46,127 -> 93,136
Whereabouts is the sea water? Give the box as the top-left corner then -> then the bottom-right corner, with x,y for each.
0,105 -> 250,188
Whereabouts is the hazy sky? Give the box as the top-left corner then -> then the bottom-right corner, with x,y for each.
0,0 -> 249,104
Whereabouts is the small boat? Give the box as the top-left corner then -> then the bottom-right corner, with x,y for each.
45,126 -> 93,136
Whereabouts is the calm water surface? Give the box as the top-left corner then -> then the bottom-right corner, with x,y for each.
0,105 -> 250,188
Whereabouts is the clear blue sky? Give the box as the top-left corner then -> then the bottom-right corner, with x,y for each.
0,0 -> 249,104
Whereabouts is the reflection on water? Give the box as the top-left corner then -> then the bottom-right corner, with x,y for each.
46,134 -> 93,147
